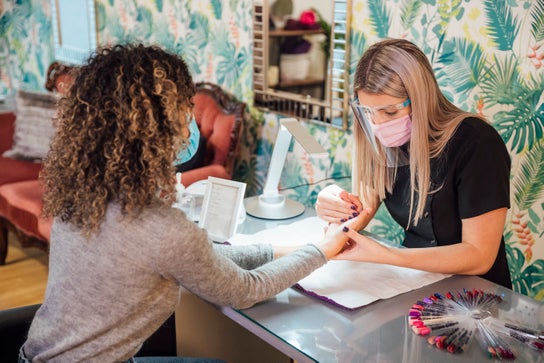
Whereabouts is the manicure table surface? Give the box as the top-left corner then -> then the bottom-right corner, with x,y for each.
217,212 -> 544,363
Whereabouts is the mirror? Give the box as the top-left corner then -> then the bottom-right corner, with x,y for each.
252,0 -> 351,129
51,0 -> 97,65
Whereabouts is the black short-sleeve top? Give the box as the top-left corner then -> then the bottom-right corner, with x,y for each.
384,117 -> 512,288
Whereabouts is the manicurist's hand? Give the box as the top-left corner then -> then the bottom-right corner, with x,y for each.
315,184 -> 363,223
315,209 -> 371,260
334,208 -> 508,277
333,226 -> 389,262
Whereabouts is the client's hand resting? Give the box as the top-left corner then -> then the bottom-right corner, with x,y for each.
315,210 -> 370,259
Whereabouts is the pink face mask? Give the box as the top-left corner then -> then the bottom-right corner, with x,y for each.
370,114 -> 412,147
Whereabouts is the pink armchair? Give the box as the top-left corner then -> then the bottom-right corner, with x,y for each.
180,82 -> 245,187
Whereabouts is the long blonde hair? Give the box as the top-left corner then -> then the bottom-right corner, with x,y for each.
352,38 -> 484,225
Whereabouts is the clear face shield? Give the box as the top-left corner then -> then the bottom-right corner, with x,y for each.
350,97 -> 412,167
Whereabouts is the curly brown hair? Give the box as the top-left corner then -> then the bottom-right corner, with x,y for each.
41,44 -> 195,235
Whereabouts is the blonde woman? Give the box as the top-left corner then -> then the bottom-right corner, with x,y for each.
21,44 -> 365,363
316,38 -> 511,288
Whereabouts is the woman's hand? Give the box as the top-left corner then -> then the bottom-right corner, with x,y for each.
334,208 -> 508,277
315,209 -> 371,259
315,184 -> 363,223
333,226 -> 390,262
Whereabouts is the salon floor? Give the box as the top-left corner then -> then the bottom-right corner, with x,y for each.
0,233 -> 48,310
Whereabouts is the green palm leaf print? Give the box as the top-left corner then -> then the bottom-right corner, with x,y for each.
484,0 -> 520,51
211,0 -> 223,20
441,38 -> 486,94
153,0 -> 163,12
508,243 -> 544,298
512,140 -> 544,211
368,0 -> 391,38
507,245 -> 531,296
494,87 -> 544,153
531,0 -> 544,42
369,205 -> 405,247
480,54 -> 523,107
400,0 -> 423,30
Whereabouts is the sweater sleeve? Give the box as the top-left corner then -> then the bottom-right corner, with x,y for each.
152,210 -> 327,309
213,243 -> 274,270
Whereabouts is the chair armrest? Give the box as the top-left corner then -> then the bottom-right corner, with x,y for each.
0,112 -> 16,154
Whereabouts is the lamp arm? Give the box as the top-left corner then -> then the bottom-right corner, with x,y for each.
262,124 -> 292,198
245,118 -> 325,220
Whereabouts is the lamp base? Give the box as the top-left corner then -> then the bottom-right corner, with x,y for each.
244,195 -> 305,220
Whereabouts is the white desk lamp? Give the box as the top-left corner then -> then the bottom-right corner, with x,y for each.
245,118 -> 328,220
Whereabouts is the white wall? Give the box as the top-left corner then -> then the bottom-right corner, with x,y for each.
288,0 -> 333,23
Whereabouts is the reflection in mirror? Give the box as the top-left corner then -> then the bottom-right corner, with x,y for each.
253,0 -> 351,129
51,0 -> 97,65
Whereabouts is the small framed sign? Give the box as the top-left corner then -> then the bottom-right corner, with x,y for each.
199,177 -> 246,242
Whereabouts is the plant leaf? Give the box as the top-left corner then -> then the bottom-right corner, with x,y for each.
154,0 -> 163,12
189,12 -> 210,48
369,205 -> 405,247
512,140 -> 544,210
400,0 -> 423,30
484,0 -> 520,51
135,7 -> 153,39
494,89 -> 544,153
211,0 -> 223,20
441,38 -> 486,95
507,245 -> 530,295
480,53 -> 523,107
530,0 -> 544,42
525,259 -> 544,298
368,0 -> 391,38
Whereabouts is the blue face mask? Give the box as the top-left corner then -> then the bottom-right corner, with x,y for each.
174,115 -> 200,165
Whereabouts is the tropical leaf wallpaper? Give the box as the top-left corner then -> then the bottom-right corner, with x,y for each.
0,0 -> 543,299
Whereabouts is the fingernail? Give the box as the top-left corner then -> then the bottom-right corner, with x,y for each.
348,216 -> 353,220
350,205 -> 356,210
352,212 -> 359,217
342,226 -> 349,232
340,218 -> 346,222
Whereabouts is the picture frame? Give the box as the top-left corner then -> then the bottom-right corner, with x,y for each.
199,177 -> 247,242
51,0 -> 97,65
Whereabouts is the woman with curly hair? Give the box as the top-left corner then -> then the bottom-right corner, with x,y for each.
20,44 -> 366,362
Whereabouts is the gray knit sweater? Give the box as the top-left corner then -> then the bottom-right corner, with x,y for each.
24,202 -> 326,362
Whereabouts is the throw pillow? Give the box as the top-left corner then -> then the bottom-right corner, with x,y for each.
2,90 -> 59,162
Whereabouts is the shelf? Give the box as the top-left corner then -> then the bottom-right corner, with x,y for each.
275,77 -> 325,88
269,29 -> 325,37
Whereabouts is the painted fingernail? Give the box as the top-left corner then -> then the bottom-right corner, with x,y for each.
342,226 -> 349,232
350,205 -> 356,210
352,212 -> 359,217
348,216 -> 353,220
340,218 -> 346,222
